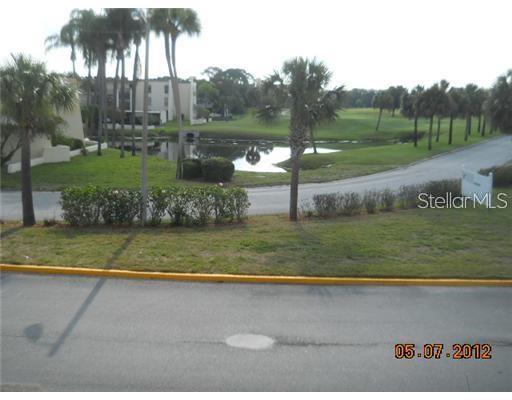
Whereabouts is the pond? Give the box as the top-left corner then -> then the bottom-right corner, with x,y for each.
153,139 -> 340,173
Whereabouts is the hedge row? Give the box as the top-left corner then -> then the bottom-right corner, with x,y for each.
302,179 -> 461,218
60,185 -> 250,226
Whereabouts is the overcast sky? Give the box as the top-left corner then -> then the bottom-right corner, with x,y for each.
1,0 -> 510,90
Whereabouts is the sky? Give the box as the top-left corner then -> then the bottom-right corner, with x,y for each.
1,0 -> 511,90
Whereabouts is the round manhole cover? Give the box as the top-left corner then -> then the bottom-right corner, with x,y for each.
225,334 -> 274,350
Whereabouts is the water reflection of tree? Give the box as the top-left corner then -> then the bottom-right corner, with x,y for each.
191,144 -> 246,161
245,146 -> 261,165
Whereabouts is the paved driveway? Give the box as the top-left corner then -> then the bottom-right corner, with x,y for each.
1,135 -> 511,219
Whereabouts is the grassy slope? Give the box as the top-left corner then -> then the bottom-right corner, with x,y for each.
160,108 -> 431,141
2,188 -> 511,278
1,108 -> 498,189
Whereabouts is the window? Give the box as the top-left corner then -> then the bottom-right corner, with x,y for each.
148,84 -> 152,94
164,84 -> 169,94
164,97 -> 168,107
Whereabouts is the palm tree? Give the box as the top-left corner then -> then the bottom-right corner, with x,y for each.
1,54 -> 76,226
418,85 -> 439,150
45,14 -> 79,76
286,58 -> 332,220
463,84 -> 480,140
130,13 -> 145,156
150,8 -> 201,179
73,9 -> 98,138
307,86 -> 345,153
106,8 -> 137,158
434,80 -> 451,143
372,90 -> 393,131
400,86 -> 423,147
447,87 -> 466,145
488,70 -> 512,134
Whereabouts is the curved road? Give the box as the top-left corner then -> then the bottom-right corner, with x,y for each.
1,136 -> 511,219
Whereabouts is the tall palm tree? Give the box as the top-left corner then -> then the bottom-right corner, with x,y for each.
150,8 -> 201,179
434,80 -> 451,143
1,54 -> 76,226
45,14 -> 79,76
463,84 -> 480,140
286,58 -> 332,220
106,8 -> 137,157
130,14 -> 145,156
447,87 -> 466,145
418,85 -> 439,150
73,9 -> 98,137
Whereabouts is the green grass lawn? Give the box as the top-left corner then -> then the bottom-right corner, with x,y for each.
1,108 -> 500,189
2,188 -> 511,279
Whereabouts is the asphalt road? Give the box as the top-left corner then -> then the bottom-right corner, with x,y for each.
1,273 -> 511,391
1,135 -> 511,219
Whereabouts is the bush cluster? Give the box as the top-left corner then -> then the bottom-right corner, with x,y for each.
60,185 -> 250,227
181,157 -> 235,182
479,163 -> 512,187
303,179 -> 462,219
52,133 -> 84,150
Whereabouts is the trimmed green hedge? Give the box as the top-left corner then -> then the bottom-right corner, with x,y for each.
60,185 -> 250,227
201,157 -> 235,182
182,159 -> 202,179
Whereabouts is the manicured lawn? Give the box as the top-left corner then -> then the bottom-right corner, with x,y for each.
2,188 -> 511,279
1,108 -> 499,189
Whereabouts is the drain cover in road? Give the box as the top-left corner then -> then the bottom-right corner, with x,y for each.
225,334 -> 274,350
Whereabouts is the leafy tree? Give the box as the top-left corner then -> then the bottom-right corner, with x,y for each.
487,70 -> 512,134
372,90 -> 393,131
151,8 -> 201,179
1,54 -> 76,226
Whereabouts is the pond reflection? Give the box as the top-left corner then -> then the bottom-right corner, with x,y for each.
154,140 -> 340,173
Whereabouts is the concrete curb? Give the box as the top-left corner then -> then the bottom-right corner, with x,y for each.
1,264 -> 512,287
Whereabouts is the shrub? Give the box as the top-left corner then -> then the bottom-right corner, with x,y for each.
99,189 -> 141,225
312,193 -> 340,218
422,179 -> 461,200
397,184 -> 423,209
60,185 -> 250,227
363,190 -> 379,214
52,133 -> 84,150
299,200 -> 315,218
166,186 -> 192,226
339,192 -> 362,216
480,163 -> 512,187
182,159 -> 203,180
147,187 -> 169,226
60,185 -> 102,226
380,189 -> 396,211
225,187 -> 250,222
202,157 -> 235,182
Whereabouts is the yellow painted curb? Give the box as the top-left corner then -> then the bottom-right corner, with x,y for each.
1,263 -> 512,286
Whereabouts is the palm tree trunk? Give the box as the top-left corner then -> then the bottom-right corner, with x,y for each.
481,116 -> 487,136
464,114 -> 470,141
112,56 -> 120,146
310,127 -> 317,154
289,156 -> 300,221
375,108 -> 383,131
436,117 -> 441,142
448,115 -> 454,145
120,53 -> 126,158
468,116 -> 472,136
428,115 -> 433,150
131,43 -> 139,156
413,115 -> 418,147
86,60 -> 92,138
165,34 -> 183,179
21,128 -> 35,226
96,57 -> 103,156
141,18 -> 151,225
477,114 -> 482,133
